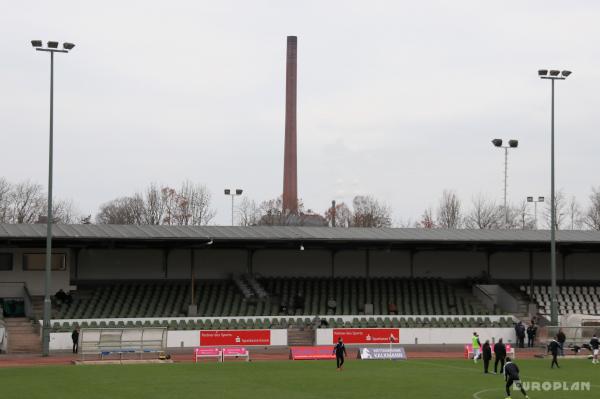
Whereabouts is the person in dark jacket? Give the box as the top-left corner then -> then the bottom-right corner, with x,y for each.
333,337 -> 347,370
556,330 -> 566,356
482,340 -> 492,374
549,337 -> 560,368
590,334 -> 599,365
504,357 -> 529,398
515,322 -> 526,348
71,328 -> 80,354
526,323 -> 537,348
494,338 -> 507,374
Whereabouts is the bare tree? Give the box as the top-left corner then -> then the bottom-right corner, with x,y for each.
96,196 -> 144,224
464,194 -> 502,229
567,195 -> 583,230
177,181 -> 216,226
0,178 -> 11,223
237,197 -> 261,226
543,189 -> 568,230
508,200 -> 535,230
351,195 -> 392,228
52,198 -> 82,224
143,183 -> 167,225
9,180 -> 45,223
584,186 -> 600,230
416,207 -> 436,228
323,202 -> 353,227
256,197 -> 311,226
257,197 -> 287,226
436,190 -> 462,228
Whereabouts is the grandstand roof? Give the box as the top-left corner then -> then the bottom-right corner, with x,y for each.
1,224 -> 600,251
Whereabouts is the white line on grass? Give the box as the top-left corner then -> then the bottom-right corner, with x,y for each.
472,388 -> 502,399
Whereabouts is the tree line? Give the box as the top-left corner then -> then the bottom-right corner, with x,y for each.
0,177 -> 81,224
417,188 -> 600,230
1,176 -> 599,230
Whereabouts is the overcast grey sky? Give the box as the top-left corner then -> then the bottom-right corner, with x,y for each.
1,0 -> 599,225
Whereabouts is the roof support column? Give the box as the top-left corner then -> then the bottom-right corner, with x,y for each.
72,248 -> 80,280
365,249 -> 372,314
247,249 -> 254,275
163,248 -> 170,279
529,251 -> 534,305
188,249 -> 197,316
330,250 -> 336,278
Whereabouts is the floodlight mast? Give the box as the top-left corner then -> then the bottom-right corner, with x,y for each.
224,188 -> 244,226
526,196 -> 545,229
491,138 -> 519,226
538,68 -> 572,326
31,39 -> 75,356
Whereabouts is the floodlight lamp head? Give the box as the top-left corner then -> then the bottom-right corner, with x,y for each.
549,70 -> 560,76
299,244 -> 304,251
561,70 -> 572,77
508,140 -> 519,148
539,196 -> 545,202
538,69 -> 548,77
31,40 -> 42,47
47,41 -> 59,48
63,42 -> 75,50
224,189 -> 231,195
492,139 -> 503,147
235,189 -> 243,195
527,197 -> 533,202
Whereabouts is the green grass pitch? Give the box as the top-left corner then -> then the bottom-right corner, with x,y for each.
0,359 -> 598,399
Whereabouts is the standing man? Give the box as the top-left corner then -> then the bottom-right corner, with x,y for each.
494,338 -> 507,374
333,337 -> 347,371
556,330 -> 566,356
482,340 -> 492,374
71,327 -> 80,354
526,323 -> 537,348
549,336 -> 560,369
515,322 -> 526,348
590,334 -> 599,365
472,332 -> 481,363
504,357 -> 529,399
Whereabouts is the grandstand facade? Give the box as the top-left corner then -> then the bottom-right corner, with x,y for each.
1,224 -> 600,353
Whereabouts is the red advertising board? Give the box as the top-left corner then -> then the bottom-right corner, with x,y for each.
290,346 -> 336,360
333,328 -> 400,344
200,330 -> 270,346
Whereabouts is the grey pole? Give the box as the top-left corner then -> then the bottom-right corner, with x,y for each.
550,78 -> 557,326
504,147 -> 508,226
231,195 -> 235,226
42,51 -> 55,357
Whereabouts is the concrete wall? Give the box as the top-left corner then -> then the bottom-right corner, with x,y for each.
0,248 -> 71,296
253,250 -> 331,277
49,329 -> 288,350
564,253 -> 600,280
413,251 -> 487,278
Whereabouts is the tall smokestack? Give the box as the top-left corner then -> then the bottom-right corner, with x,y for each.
282,36 -> 298,214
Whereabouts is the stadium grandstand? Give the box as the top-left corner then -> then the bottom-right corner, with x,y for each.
1,224 -> 600,354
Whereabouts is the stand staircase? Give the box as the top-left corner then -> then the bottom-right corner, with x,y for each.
5,318 -> 41,354
287,327 -> 314,346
